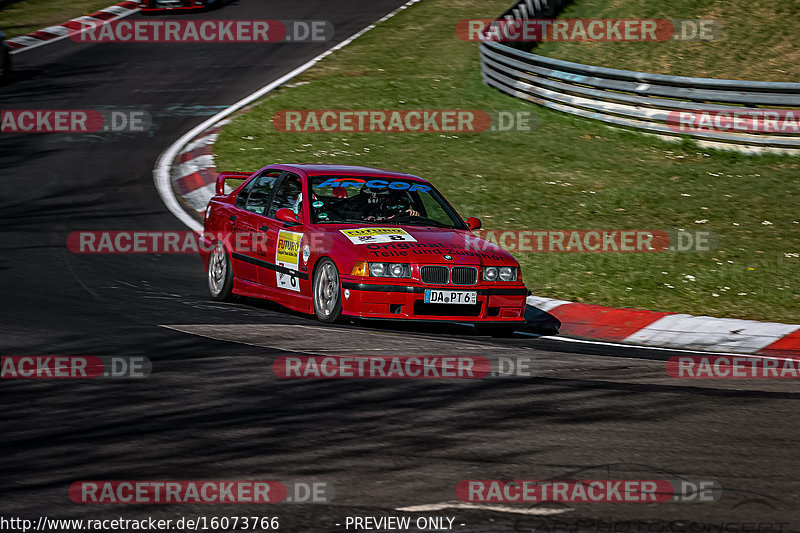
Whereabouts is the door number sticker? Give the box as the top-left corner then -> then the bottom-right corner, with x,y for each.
276,230 -> 303,292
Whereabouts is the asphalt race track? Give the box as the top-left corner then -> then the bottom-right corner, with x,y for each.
1,1 -> 798,531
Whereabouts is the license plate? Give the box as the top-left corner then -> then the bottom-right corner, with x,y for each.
424,289 -> 477,305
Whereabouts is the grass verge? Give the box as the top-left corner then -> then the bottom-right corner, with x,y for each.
214,0 -> 800,323
0,0 -> 122,39
534,0 -> 800,82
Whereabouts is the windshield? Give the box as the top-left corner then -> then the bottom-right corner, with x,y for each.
308,176 -> 466,228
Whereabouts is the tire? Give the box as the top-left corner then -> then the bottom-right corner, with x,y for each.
313,258 -> 343,323
207,241 -> 235,301
476,324 -> 518,338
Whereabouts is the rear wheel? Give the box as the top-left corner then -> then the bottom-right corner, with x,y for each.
313,258 -> 343,323
207,241 -> 234,301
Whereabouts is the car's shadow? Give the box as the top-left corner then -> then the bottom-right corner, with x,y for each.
236,294 -> 561,338
139,0 -> 238,16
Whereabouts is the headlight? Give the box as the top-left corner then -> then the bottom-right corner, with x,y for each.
484,266 -> 517,281
499,267 -> 517,281
368,263 -> 410,278
369,263 -> 386,277
389,263 -> 409,277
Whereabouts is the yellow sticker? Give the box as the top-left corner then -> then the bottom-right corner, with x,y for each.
341,227 -> 411,237
276,230 -> 303,266
340,228 -> 417,244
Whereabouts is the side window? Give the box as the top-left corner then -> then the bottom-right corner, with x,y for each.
234,178 -> 256,209
267,173 -> 303,219
243,171 -> 282,215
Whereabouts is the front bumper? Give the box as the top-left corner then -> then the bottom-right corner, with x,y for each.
340,279 -> 527,323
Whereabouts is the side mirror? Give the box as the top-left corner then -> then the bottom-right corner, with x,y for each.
276,208 -> 301,224
466,217 -> 482,231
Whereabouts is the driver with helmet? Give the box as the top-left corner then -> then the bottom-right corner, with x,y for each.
358,185 -> 420,221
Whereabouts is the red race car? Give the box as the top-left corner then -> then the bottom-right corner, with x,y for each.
200,164 -> 528,335
140,0 -> 218,12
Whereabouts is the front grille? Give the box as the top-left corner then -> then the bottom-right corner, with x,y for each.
451,266 -> 478,285
420,266 -> 449,284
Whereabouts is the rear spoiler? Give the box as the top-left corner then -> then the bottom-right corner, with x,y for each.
215,171 -> 254,196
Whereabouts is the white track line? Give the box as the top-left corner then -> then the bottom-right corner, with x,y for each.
153,0 -> 424,233
396,501 -> 569,516
10,5 -> 140,55
523,332 -> 795,360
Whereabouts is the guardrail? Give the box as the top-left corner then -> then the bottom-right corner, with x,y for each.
481,1 -> 800,152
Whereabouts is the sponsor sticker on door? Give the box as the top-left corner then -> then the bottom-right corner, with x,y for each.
340,227 -> 417,245
276,230 -> 303,292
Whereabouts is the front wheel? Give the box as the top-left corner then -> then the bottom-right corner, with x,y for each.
313,258 -> 343,323
207,241 -> 234,301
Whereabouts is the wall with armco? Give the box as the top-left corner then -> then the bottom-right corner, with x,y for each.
482,0 -> 800,153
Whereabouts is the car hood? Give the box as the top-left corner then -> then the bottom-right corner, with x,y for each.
321,223 -> 516,266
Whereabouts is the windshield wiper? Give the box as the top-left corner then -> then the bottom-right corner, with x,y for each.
384,220 -> 453,228
315,218 -> 368,224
